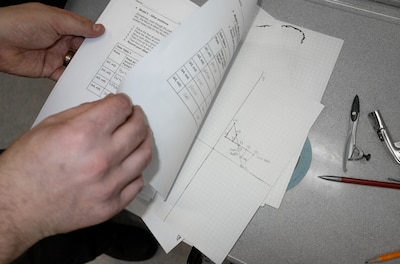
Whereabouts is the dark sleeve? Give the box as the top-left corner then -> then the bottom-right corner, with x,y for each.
0,0 -> 67,8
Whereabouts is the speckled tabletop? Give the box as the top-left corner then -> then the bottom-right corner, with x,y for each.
231,1 -> 400,264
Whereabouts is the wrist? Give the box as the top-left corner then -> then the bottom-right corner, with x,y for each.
0,216 -> 28,263
0,204 -> 35,263
0,171 -> 45,263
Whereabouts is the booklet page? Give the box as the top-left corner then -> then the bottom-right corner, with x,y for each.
119,0 -> 259,198
33,0 -> 198,125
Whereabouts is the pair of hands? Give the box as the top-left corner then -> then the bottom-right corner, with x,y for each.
0,3 -> 152,262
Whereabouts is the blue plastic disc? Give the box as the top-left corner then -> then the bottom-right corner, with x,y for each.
287,137 -> 312,190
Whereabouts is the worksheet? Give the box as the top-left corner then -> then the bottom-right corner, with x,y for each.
118,0 -> 259,198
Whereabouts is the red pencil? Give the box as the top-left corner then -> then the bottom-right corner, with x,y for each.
318,175 -> 400,190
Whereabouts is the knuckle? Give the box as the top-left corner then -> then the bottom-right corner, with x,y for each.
112,94 -> 133,114
40,112 -> 62,126
135,176 -> 145,190
132,128 -> 153,168
94,180 -> 118,204
89,155 -> 112,178
95,184 -> 112,201
136,123 -> 148,141
60,125 -> 113,178
62,123 -> 92,150
142,141 -> 153,167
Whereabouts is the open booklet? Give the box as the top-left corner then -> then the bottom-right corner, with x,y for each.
34,0 -> 259,199
34,0 -> 343,262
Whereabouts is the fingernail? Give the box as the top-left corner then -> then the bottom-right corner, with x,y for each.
93,24 -> 103,32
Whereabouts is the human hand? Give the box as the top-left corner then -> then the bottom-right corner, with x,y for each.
0,3 -> 105,80
0,94 -> 152,262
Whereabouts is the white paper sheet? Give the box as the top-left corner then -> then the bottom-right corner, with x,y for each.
242,11 -> 344,208
160,64 -> 323,263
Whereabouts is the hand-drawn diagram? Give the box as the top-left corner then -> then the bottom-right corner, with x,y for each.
219,118 -> 271,175
224,120 -> 256,168
211,73 -> 272,176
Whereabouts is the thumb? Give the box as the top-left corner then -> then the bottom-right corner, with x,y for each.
52,8 -> 105,38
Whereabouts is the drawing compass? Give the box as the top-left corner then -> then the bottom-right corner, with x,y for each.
343,95 -> 371,172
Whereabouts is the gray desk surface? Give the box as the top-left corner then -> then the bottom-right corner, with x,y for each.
231,1 -> 400,264
2,0 -> 400,263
